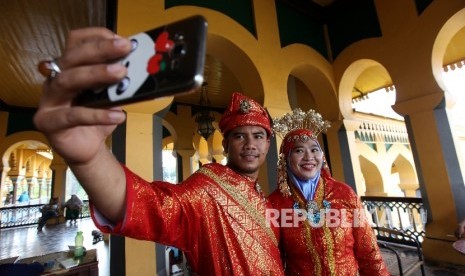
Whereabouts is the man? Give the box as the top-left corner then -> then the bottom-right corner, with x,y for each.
456,218 -> 465,239
37,197 -> 59,231
33,28 -> 284,275
454,218 -> 465,255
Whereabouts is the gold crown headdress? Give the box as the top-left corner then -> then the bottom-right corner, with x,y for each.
272,108 -> 331,139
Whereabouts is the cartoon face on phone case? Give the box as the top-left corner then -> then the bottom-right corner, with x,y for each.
73,15 -> 207,107
107,32 -> 156,102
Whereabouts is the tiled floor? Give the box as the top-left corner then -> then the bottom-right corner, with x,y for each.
0,218 -> 109,276
379,242 -> 465,276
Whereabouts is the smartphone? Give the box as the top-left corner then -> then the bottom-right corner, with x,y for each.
73,15 -> 208,107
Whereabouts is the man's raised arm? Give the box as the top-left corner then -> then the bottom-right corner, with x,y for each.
34,27 -> 133,223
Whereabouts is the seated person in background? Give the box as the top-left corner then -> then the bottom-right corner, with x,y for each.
4,191 -> 13,205
64,194 -> 83,224
17,191 -> 30,203
455,218 -> 465,239
454,218 -> 465,254
37,197 -> 59,231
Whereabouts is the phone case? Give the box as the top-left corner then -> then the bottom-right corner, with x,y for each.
73,15 -> 208,107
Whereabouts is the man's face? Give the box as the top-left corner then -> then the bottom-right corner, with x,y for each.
223,125 -> 270,179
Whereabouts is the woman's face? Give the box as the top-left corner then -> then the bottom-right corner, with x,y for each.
288,138 -> 323,180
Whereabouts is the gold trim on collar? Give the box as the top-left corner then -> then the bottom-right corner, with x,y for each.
199,166 -> 278,246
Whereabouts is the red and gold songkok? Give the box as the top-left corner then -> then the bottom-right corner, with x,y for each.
219,92 -> 272,136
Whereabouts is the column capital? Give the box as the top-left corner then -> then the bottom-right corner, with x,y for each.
392,92 -> 444,116
174,149 -> 196,159
342,119 -> 362,132
49,163 -> 68,171
398,183 -> 419,191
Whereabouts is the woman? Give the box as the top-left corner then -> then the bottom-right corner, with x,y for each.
268,109 -> 389,275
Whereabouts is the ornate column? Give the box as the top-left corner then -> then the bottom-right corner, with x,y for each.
124,111 -> 158,276
211,130 -> 225,164
196,138 -> 211,165
398,183 -> 420,197
169,105 -> 198,180
49,163 -> 68,203
38,177 -> 45,199
0,166 -> 11,207
324,120 -> 347,184
211,151 -> 225,164
26,177 -> 35,201
175,149 -> 196,181
45,178 -> 52,202
338,119 -> 365,194
9,176 -> 19,205
394,94 -> 465,265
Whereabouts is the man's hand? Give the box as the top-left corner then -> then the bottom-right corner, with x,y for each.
34,28 -> 131,166
33,27 -> 132,223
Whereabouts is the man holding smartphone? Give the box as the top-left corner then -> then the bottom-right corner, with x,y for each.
34,28 -> 284,275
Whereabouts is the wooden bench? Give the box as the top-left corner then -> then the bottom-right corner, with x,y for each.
46,214 -> 66,226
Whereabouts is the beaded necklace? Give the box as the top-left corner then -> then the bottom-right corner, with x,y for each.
289,177 -> 331,224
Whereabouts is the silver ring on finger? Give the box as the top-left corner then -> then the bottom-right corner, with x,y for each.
38,58 -> 62,80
